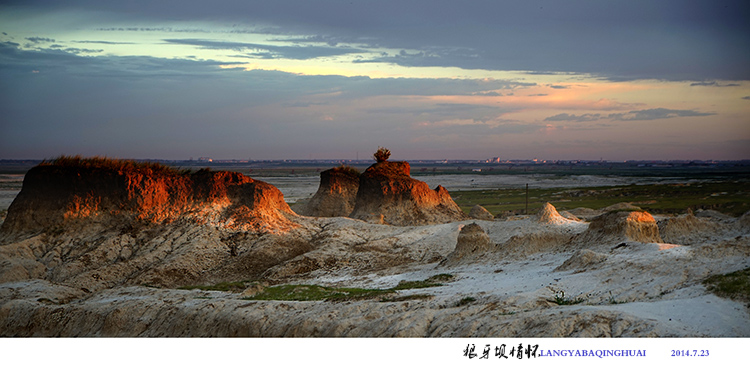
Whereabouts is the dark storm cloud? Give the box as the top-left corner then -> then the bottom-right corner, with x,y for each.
544,108 -> 716,122
163,38 -> 365,60
6,0 -> 749,81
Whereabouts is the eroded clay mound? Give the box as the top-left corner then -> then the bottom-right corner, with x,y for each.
0,159 -> 296,242
469,205 -> 494,220
555,249 -> 608,272
296,166 -> 359,217
349,161 -> 467,226
573,210 -> 663,248
537,202 -> 570,225
658,213 -> 729,245
441,223 -> 491,266
0,158 -> 302,289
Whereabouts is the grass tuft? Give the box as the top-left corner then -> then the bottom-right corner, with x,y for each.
241,274 -> 455,302
703,267 -> 750,303
43,155 -> 185,176
380,294 -> 434,302
455,296 -> 476,307
245,284 -> 393,302
392,274 -> 454,290
329,165 -> 360,178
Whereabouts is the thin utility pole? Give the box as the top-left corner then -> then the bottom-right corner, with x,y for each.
525,183 -> 529,215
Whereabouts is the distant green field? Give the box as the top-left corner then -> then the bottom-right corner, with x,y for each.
452,180 -> 750,217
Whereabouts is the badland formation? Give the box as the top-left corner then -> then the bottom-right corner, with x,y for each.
1,154 -> 748,337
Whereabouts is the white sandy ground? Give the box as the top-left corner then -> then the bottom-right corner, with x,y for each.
1,171 -> 748,337
341,261 -> 750,337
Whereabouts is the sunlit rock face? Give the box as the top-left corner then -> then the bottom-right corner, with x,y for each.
573,210 -> 663,248
0,158 -> 297,243
0,157 -> 304,290
296,166 -> 360,218
537,202 -> 567,225
348,161 -> 467,226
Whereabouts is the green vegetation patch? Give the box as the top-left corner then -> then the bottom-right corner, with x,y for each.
244,274 -> 455,302
452,180 -> 750,217
245,284 -> 394,302
703,268 -> 750,303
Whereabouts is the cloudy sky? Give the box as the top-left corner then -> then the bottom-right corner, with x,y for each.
1,0 -> 748,161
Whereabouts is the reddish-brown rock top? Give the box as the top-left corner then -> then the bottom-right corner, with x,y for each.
0,157 -> 296,241
349,161 -> 467,226
297,166 -> 360,217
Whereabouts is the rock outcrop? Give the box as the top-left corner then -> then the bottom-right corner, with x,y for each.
469,205 -> 494,220
537,202 -> 569,225
441,223 -> 492,266
555,249 -> 608,272
573,211 -> 663,249
349,161 -> 467,226
658,213 -> 728,245
0,158 -> 297,243
0,157 -> 307,289
565,207 -> 601,221
296,166 -> 359,217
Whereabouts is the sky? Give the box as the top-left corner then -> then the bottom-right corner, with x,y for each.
1,0 -> 749,161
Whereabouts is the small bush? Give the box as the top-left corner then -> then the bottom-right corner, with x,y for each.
380,294 -> 434,302
607,291 -> 625,304
42,155 -> 183,177
330,165 -> 361,177
456,296 -> 476,307
373,147 -> 391,163
428,273 -> 455,282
